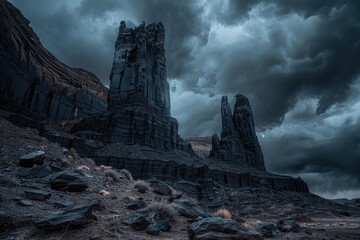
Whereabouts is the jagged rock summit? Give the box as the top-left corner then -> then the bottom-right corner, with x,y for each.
210,94 -> 265,171
74,21 -> 188,151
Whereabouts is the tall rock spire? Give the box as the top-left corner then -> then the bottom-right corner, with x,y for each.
233,94 -> 265,170
210,94 -> 266,171
221,96 -> 236,139
74,21 -> 190,151
108,21 -> 170,116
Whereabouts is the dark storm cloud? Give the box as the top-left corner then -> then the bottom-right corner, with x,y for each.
262,116 -> 360,193
185,0 -> 360,128
9,0 -> 209,85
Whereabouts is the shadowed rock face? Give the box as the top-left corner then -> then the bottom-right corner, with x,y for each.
210,95 -> 265,171
0,0 -> 107,120
74,21 -> 189,151
108,21 -> 170,115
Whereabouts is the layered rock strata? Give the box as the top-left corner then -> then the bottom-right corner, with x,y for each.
210,95 -> 266,170
0,0 -> 107,120
73,21 -> 188,150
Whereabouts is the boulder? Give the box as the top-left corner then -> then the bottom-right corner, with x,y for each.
19,151 -> 45,168
49,171 -> 88,192
258,224 -> 277,237
24,189 -> 51,201
35,204 -> 94,230
18,200 -> 33,206
188,217 -> 263,240
127,199 -> 147,210
53,200 -> 74,208
173,199 -> 207,218
19,165 -> 53,178
122,213 -> 150,231
277,219 -> 300,233
146,220 -> 171,235
152,181 -> 173,196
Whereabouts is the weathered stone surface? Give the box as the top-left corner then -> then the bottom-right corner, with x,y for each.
19,165 -> 53,178
277,219 -> 300,233
24,189 -> 51,201
19,151 -> 45,168
210,95 -> 265,170
258,224 -> 277,237
72,21 -> 192,152
152,181 -> 173,196
122,213 -> 150,231
18,200 -> 33,206
35,204 -> 94,230
146,220 -> 171,235
127,199 -> 147,210
172,199 -> 207,218
53,200 -> 74,208
188,217 -> 263,240
0,1 -> 107,120
49,171 -> 88,192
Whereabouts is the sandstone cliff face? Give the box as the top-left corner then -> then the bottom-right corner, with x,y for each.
0,0 -> 107,120
210,95 -> 266,171
74,21 -> 188,151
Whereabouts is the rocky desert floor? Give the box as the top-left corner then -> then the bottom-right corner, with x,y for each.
1,117 -> 360,240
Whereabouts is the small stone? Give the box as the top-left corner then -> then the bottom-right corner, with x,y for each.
53,200 -> 74,208
305,229 -> 313,235
19,151 -> 45,168
127,199 -> 147,210
122,213 -> 150,231
258,224 -> 277,237
152,181 -> 172,196
19,165 -> 53,178
25,189 -> 51,201
277,219 -> 300,233
49,171 -> 88,192
172,199 -> 206,218
89,234 -> 101,240
146,220 -> 171,235
18,200 -> 33,206
35,204 -> 94,230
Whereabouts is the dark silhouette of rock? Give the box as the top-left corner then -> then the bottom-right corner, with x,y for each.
146,220 -> 171,235
127,199 -> 147,210
19,151 -> 45,168
172,199 -> 207,218
35,204 -> 94,230
0,0 -> 107,120
277,219 -> 300,233
122,213 -> 150,231
24,189 -> 51,201
188,216 -> 263,240
151,180 -> 173,196
19,165 -> 53,178
49,171 -> 88,192
210,95 -> 265,170
73,21 -> 191,151
18,200 -> 33,206
258,224 -> 277,237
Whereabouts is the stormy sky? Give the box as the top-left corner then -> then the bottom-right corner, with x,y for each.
10,0 -> 360,199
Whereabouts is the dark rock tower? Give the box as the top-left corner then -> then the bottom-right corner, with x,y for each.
108,21 -> 170,115
210,94 -> 265,170
74,21 -> 188,151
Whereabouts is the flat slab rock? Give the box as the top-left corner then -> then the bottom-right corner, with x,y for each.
35,204 -> 94,230
19,165 -> 53,178
122,213 -> 150,231
49,171 -> 88,192
188,216 -> 263,240
19,151 -> 45,168
172,199 -> 207,218
25,189 -> 51,201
